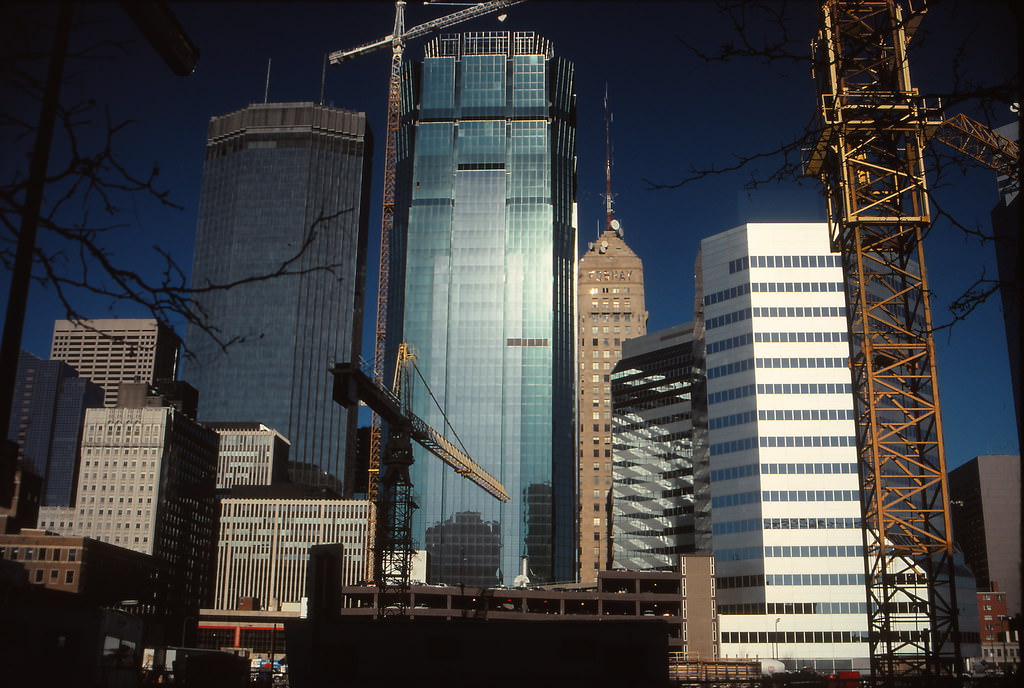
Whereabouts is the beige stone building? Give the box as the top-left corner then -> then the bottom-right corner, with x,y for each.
50,318 -> 181,406
576,228 -> 646,583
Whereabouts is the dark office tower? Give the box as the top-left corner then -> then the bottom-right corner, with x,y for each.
185,103 -> 372,493
610,323 -> 707,571
949,454 -> 1022,617
390,32 -> 576,587
7,351 -> 103,506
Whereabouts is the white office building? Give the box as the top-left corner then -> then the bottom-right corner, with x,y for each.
205,422 -> 290,491
213,493 -> 369,611
696,223 -> 869,673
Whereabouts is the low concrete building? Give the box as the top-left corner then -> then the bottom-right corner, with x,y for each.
335,560 -> 718,660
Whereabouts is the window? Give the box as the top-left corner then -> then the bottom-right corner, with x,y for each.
65,570 -> 74,584
34,570 -> 44,583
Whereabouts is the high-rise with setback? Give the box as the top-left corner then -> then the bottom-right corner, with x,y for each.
50,319 -> 180,407
577,228 -> 647,583
696,223 -> 869,673
389,32 -> 577,586
185,103 -> 372,492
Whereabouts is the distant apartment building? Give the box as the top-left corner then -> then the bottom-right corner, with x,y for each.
949,454 -> 1022,616
6,351 -> 102,506
977,585 -> 1019,669
50,319 -> 181,407
696,223 -> 869,673
212,486 -> 369,611
205,422 -> 290,491
36,505 -> 75,533
69,405 -> 218,613
610,323 -> 708,571
578,228 -> 648,583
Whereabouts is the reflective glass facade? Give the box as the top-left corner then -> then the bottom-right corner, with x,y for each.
392,32 -> 576,586
186,103 -> 372,492
610,323 -> 709,570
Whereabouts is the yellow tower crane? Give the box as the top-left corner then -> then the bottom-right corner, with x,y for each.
932,111 -> 1020,181
807,1 -> 967,683
332,346 -> 509,616
328,0 -> 524,584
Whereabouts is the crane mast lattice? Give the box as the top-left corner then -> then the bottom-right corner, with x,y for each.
808,1 -> 962,682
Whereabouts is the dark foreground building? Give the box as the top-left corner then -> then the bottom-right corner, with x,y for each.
286,562 -> 727,687
288,617 -> 670,688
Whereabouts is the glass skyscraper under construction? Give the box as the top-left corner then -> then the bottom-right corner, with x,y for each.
390,32 -> 577,587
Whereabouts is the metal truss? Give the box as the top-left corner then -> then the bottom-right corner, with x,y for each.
376,429 -> 416,617
808,1 -> 961,683
933,112 -> 1020,181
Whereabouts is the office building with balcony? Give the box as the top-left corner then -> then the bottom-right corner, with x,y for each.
210,487 -> 369,613
205,422 -> 290,492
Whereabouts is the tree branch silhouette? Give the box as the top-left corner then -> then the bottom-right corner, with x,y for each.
662,0 -> 1020,330
1,5 -> 354,354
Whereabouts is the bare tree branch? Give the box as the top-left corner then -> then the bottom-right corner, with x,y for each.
1,6 -> 358,354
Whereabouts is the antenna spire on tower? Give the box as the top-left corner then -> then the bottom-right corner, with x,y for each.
263,57 -> 272,103
603,84 -> 621,237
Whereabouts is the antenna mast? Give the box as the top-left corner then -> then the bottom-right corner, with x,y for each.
603,84 -> 615,234
263,57 -> 271,103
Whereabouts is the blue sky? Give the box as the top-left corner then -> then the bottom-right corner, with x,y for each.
3,1 -> 1018,468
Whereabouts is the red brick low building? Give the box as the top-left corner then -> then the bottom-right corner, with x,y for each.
0,529 -> 156,604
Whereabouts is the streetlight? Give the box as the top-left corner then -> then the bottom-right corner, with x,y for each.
774,617 -> 781,661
